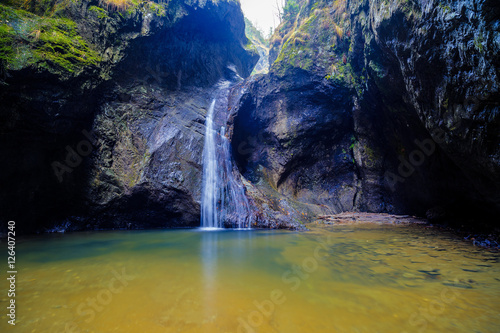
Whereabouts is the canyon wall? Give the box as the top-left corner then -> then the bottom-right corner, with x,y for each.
229,0 -> 499,228
0,0 -> 258,232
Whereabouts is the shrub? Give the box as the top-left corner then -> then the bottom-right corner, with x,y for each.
283,0 -> 300,20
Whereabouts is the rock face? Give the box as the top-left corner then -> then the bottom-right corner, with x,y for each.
0,0 -> 257,233
1,0 -> 498,233
230,70 -> 357,226
230,0 -> 500,228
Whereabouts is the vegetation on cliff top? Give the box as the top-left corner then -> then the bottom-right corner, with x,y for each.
0,0 -> 173,78
244,17 -> 268,48
270,0 -> 351,76
270,0 -> 421,91
0,2 -> 100,75
0,0 -> 253,79
244,17 -> 269,75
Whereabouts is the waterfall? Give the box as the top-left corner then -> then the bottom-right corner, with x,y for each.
201,100 -> 219,229
218,126 -> 253,228
201,88 -> 253,229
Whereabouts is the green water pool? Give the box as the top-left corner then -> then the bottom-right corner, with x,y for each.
2,224 -> 499,332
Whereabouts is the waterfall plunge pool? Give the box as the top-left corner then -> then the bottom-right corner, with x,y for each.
3,225 -> 499,333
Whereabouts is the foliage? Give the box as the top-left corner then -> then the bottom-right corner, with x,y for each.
272,0 -> 350,77
99,0 -> 133,12
244,17 -> 268,47
399,0 -> 422,18
283,0 -> 299,20
244,18 -> 270,75
17,0 -> 140,13
6,0 -> 72,17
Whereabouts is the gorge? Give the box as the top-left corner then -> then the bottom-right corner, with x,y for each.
1,0 -> 499,234
1,0 -> 500,332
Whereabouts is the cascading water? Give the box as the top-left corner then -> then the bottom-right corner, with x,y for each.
218,126 -> 253,228
200,82 -> 253,229
201,100 -> 219,229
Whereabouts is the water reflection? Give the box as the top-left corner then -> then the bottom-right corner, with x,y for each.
201,230 -> 218,321
5,226 -> 500,333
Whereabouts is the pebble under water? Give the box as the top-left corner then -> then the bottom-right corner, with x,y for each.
2,224 -> 499,332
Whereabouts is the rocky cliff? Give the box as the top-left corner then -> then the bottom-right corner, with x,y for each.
229,0 -> 500,228
1,0 -> 498,233
0,0 -> 258,233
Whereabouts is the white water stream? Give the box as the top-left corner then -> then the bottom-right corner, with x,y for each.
201,87 -> 253,229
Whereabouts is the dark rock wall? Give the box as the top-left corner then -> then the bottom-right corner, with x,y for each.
369,0 -> 500,217
0,0 -> 258,233
230,0 -> 500,227
1,0 -> 498,233
232,70 -> 357,211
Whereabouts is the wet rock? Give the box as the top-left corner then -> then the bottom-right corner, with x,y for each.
0,0 -> 258,233
315,212 -> 426,225
230,0 -> 500,227
464,234 -> 500,249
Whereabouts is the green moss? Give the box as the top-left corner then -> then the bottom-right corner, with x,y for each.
363,144 -> 378,167
438,3 -> 451,13
349,135 -> 357,150
10,0 -> 73,17
1,0 -> 173,76
147,2 -> 167,17
244,38 -> 257,52
474,34 -> 484,53
399,0 -> 422,18
326,61 -> 353,85
283,0 -> 300,21
365,145 -> 375,159
275,37 -> 311,72
89,6 -> 109,19
0,4 -> 100,74
0,24 -> 16,64
273,0 -> 357,82
368,60 -> 385,78
245,17 -> 268,47
442,98 -> 449,110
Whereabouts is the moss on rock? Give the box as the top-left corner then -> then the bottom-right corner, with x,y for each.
0,4 -> 100,75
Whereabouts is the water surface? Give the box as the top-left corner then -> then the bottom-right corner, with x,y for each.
2,224 -> 499,332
